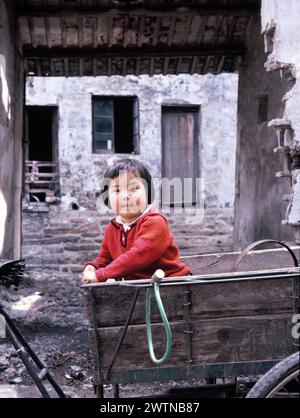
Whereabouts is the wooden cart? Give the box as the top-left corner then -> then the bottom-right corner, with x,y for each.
82,241 -> 300,398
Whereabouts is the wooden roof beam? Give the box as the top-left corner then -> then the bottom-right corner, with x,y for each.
23,44 -> 246,58
16,5 -> 259,18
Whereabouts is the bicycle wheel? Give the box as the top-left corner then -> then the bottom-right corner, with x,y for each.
246,352 -> 300,398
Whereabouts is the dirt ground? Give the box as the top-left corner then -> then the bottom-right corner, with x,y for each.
0,323 -> 210,398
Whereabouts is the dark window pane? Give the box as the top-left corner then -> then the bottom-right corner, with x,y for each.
95,140 -> 108,150
94,117 -> 113,133
94,133 -> 113,151
93,100 -> 113,116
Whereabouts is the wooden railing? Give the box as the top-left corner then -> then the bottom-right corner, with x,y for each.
25,161 -> 60,203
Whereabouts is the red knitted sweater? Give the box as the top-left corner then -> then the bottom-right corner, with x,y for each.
84,207 -> 191,281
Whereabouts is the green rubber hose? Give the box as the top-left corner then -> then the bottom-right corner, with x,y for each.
146,282 -> 172,365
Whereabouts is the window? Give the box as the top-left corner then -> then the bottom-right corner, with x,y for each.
92,96 -> 139,154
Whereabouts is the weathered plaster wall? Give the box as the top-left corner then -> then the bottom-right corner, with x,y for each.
0,0 -> 23,258
25,73 -> 238,255
234,14 -> 294,248
261,0 -> 300,242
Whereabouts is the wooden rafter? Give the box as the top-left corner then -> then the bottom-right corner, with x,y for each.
182,14 -> 192,45
28,17 -> 37,48
79,57 -> 83,76
135,57 -> 140,75
137,15 -> 144,47
78,15 -> 83,47
152,16 -> 161,46
167,15 -> 176,46
176,57 -> 182,75
16,5 -> 259,18
190,56 -> 197,74
123,15 -> 129,47
163,56 -> 169,75
44,15 -> 51,48
196,15 -> 208,45
216,55 -> 225,73
213,15 -> 225,44
23,44 -> 245,58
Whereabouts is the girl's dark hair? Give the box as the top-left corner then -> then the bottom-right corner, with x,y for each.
100,158 -> 155,207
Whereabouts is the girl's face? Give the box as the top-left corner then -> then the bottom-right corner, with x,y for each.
108,171 -> 148,222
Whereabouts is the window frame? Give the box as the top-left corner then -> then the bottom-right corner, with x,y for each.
92,95 -> 139,154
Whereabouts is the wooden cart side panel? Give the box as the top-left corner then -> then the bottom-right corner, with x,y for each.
87,313 -> 294,380
181,248 -> 300,274
83,278 -> 293,327
189,279 -> 293,319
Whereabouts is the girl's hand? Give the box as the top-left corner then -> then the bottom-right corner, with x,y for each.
83,265 -> 96,273
82,270 -> 97,284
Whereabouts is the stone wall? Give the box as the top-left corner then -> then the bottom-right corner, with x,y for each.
233,13 -> 294,249
24,73 -> 238,260
260,0 -> 300,243
0,0 -> 23,258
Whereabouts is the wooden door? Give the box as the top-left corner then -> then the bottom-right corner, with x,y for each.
161,106 -> 200,207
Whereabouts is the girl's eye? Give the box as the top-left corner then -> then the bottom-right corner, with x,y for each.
129,186 -> 140,192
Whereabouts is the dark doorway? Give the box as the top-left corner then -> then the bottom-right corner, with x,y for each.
161,105 -> 200,207
26,106 -> 58,162
25,106 -> 59,202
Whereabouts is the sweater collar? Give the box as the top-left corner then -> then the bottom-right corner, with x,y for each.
113,205 -> 152,232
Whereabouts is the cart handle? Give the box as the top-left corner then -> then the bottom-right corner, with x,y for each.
146,269 -> 172,365
233,239 -> 299,272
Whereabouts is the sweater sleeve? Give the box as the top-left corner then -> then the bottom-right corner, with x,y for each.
84,227 -> 112,270
95,216 -> 172,281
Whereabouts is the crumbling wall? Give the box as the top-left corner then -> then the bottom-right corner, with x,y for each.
0,0 -> 23,258
261,0 -> 300,243
234,13 -> 294,248
25,73 -> 238,257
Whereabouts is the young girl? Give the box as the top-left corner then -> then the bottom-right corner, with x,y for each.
82,158 -> 190,284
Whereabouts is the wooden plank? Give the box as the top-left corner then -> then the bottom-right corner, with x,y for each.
175,56 -> 182,75
61,18 -> 67,48
28,188 -> 52,193
23,44 -> 245,59
25,161 -> 57,166
87,314 -> 294,373
79,57 -> 83,76
191,314 -> 294,364
83,277 -> 294,328
152,16 -> 161,46
196,15 -> 208,44
182,15 -> 192,45
44,16 -> 51,48
163,56 -> 169,75
36,59 -> 42,76
189,278 -> 293,319
88,321 -> 187,370
135,57 -> 140,76
190,55 -> 197,74
25,172 -> 56,178
25,180 -> 56,185
137,16 -> 144,47
28,17 -> 37,48
216,55 -> 225,73
122,15 -> 129,47
92,57 -> 97,76
212,15 -> 225,44
93,15 -> 98,48
181,248 -> 300,274
17,7 -> 259,18
78,16 -> 83,48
